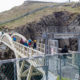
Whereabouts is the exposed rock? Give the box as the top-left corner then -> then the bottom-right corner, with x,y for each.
72,2 -> 80,8
14,11 -> 80,50
15,11 -> 73,37
0,45 -> 15,60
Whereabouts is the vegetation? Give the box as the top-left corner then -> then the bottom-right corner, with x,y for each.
0,1 -> 80,29
57,76 -> 71,80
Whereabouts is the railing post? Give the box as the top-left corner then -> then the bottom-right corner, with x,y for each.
40,43 -> 42,52
32,49 -> 34,56
27,48 -> 29,57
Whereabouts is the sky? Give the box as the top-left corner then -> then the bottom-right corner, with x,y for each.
0,0 -> 79,12
0,0 -> 25,12
33,0 -> 79,2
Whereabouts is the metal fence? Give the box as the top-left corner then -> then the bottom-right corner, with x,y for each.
0,53 -> 80,80
0,61 -> 15,80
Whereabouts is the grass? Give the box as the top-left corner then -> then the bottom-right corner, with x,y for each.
0,2 -> 80,29
57,76 -> 71,80
0,2 -> 54,22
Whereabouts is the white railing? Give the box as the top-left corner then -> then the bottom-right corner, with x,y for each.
37,42 -> 45,53
0,33 -> 46,66
13,41 -> 45,57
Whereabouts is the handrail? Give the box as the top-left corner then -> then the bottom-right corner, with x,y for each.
11,32 -> 27,41
37,42 -> 45,53
13,41 -> 45,58
0,33 -> 45,58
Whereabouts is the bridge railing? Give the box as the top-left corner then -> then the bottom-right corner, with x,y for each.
1,35 -> 11,46
37,42 -> 45,53
13,41 -> 45,58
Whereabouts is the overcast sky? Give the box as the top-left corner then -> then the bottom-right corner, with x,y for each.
0,0 -> 25,12
33,0 -> 79,2
0,0 -> 79,13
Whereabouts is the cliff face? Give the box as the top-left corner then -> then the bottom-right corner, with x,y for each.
15,11 -> 77,38
14,11 -> 80,50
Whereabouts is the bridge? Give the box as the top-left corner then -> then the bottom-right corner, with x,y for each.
0,32 -> 57,80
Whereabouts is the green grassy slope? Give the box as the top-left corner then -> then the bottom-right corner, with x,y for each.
0,1 -> 54,22
0,2 -> 80,29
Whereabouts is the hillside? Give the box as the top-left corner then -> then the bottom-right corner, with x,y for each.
0,1 -> 54,22
0,1 -> 80,29
0,1 -> 55,28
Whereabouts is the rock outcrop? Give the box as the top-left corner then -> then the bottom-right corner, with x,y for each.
14,11 -> 80,50
15,11 -> 74,37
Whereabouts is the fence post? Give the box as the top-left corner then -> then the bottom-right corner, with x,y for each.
59,56 -> 62,80
78,34 -> 80,80
42,32 -> 49,80
40,43 -> 42,51
14,60 -> 16,80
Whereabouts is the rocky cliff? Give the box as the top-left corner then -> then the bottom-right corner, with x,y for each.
15,11 -> 73,38
14,11 -> 80,50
